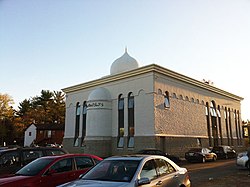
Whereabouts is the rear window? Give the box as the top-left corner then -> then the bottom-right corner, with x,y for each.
0,151 -> 20,167
22,150 -> 43,163
212,147 -> 223,151
188,148 -> 202,152
45,149 -> 66,156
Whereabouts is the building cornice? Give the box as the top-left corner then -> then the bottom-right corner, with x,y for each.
62,64 -> 243,101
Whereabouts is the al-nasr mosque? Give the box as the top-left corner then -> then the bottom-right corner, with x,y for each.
62,49 -> 243,157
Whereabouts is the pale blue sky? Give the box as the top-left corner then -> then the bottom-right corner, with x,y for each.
1,0 -> 250,120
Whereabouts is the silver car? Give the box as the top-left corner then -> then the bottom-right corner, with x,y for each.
58,155 -> 191,187
236,151 -> 249,169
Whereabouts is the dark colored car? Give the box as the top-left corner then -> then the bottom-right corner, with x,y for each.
0,154 -> 103,187
185,147 -> 217,163
0,147 -> 68,177
58,155 -> 191,187
212,146 -> 236,159
137,148 -> 181,163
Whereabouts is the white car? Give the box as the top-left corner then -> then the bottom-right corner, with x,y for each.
236,151 -> 249,169
58,155 -> 191,187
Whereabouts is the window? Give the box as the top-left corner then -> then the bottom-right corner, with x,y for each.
47,130 -> 52,138
0,151 -> 20,167
164,91 -> 170,108
74,102 -> 81,146
128,92 -> 135,148
50,158 -> 72,173
140,160 -> 157,180
23,150 -> 43,164
155,159 -> 175,176
29,132 -> 32,136
75,156 -> 94,170
118,95 -> 124,148
210,102 -> 217,117
81,101 -> 87,146
179,95 -> 183,100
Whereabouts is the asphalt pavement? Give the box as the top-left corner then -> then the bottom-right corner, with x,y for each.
179,159 -> 250,187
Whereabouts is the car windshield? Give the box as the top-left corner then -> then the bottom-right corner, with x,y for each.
189,148 -> 202,152
16,158 -> 54,176
212,147 -> 223,151
81,160 -> 140,182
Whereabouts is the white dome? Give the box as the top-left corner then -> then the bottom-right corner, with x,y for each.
110,49 -> 139,75
88,87 -> 111,101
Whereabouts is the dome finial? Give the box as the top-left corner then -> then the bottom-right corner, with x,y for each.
110,48 -> 139,75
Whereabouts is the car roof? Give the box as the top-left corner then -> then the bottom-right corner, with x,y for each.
38,153 -> 103,160
104,154 -> 167,161
139,148 -> 160,151
0,147 -> 68,153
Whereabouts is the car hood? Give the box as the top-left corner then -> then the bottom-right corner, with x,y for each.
59,179 -> 130,187
0,175 -> 31,185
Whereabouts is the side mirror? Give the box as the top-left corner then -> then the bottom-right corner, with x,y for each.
79,173 -> 84,179
138,177 -> 151,186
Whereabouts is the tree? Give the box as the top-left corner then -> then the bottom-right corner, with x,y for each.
0,93 -> 14,118
51,91 -> 65,125
0,93 -> 15,146
17,90 -> 65,125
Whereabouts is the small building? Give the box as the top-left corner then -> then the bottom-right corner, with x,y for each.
24,124 -> 64,147
62,50 -> 243,157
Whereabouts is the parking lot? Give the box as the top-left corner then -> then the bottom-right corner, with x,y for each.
180,159 -> 250,187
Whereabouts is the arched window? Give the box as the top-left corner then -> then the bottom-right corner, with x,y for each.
234,109 -> 239,145
74,102 -> 81,146
118,94 -> 124,148
196,99 -> 199,104
224,107 -> 230,145
81,101 -> 87,146
179,94 -> 183,100
164,91 -> 170,108
217,105 -> 222,145
210,101 -> 219,146
172,93 -> 177,99
205,102 -> 212,146
128,92 -> 134,148
228,108 -> 233,145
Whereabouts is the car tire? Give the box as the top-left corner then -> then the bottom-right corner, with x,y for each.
246,161 -> 250,169
202,157 -> 206,163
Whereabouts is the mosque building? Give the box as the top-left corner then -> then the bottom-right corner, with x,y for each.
62,50 -> 243,157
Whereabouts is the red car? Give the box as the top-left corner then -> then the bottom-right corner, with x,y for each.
0,154 -> 103,187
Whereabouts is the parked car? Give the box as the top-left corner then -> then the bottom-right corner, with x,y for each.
137,148 -> 181,163
0,153 -> 103,187
211,146 -> 236,159
185,147 -> 217,163
236,151 -> 249,169
58,155 -> 191,187
0,147 -> 68,177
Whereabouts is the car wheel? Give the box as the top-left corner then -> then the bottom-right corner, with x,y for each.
246,161 -> 250,169
202,157 -> 206,163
